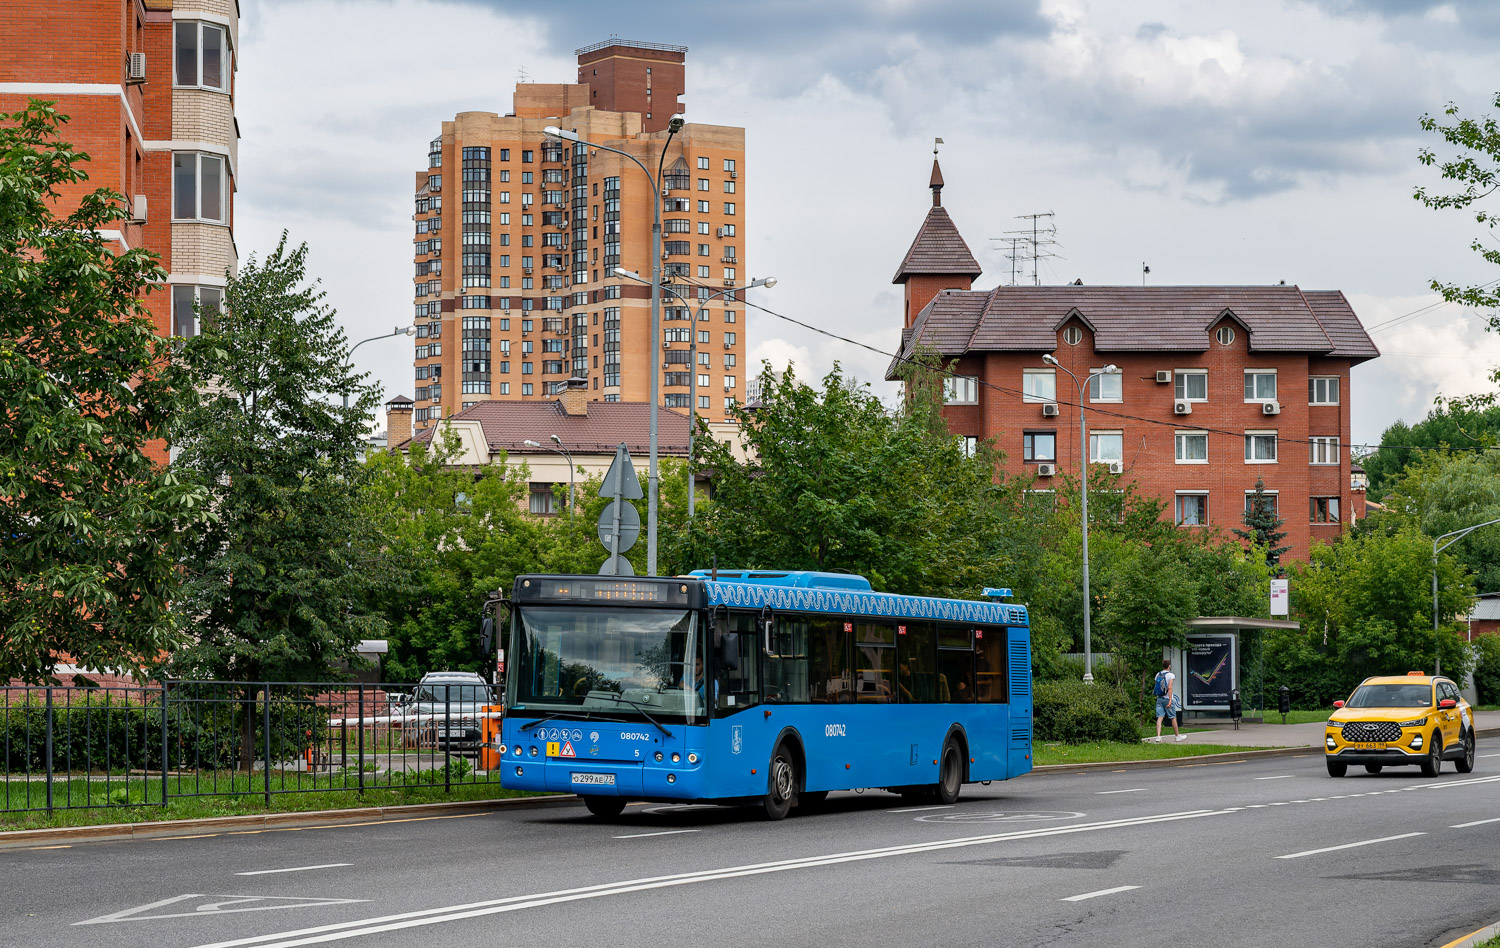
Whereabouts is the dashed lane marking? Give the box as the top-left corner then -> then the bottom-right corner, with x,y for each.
236,864 -> 353,877
886,805 -> 954,813
1060,885 -> 1140,902
1254,775 -> 1294,780
612,830 -> 700,839
1451,817 -> 1500,828
1276,832 -> 1425,860
1096,789 -> 1147,794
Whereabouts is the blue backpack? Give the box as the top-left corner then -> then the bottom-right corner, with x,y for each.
1153,671 -> 1169,698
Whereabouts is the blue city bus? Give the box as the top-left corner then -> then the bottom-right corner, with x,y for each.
497,570 -> 1032,819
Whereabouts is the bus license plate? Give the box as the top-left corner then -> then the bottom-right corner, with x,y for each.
1354,742 -> 1387,751
571,772 -> 615,786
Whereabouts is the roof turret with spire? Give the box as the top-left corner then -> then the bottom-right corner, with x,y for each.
893,141 -> 982,327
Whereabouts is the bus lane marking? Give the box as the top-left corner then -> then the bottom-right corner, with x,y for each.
886,805 -> 953,813
1276,832 -> 1425,860
183,809 -> 1235,948
236,864 -> 353,877
612,830 -> 700,839
1061,885 -> 1140,902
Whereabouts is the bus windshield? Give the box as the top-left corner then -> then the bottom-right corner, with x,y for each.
511,605 -> 704,723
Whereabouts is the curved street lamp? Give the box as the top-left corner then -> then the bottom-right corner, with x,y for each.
1042,354 -> 1120,685
345,325 -> 417,410
1432,517 -> 1500,675
615,267 -> 776,518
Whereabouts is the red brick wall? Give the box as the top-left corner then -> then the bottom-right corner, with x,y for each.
905,274 -> 972,328
577,46 -> 685,132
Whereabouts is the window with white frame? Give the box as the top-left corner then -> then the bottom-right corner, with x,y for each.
943,376 -> 978,404
1244,369 -> 1277,401
1174,369 -> 1207,401
174,21 -> 229,91
1088,369 -> 1122,403
1089,430 -> 1123,464
1309,376 -> 1340,405
958,435 -> 978,458
1022,368 -> 1056,403
1175,492 -> 1208,526
1310,436 -> 1340,465
173,152 -> 226,222
171,284 -> 221,339
1244,431 -> 1278,463
1175,431 -> 1208,463
1310,496 -> 1341,523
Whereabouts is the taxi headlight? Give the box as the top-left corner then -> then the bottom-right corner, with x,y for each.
1399,716 -> 1429,728
1326,736 -> 1337,750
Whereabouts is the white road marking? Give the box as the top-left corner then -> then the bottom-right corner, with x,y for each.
236,865 -> 353,877
1254,775 -> 1293,780
1479,753 -> 1500,758
1061,885 -> 1140,902
77,895 -> 368,926
885,804 -> 954,813
1451,817 -> 1500,828
186,809 -> 1235,948
612,830 -> 700,839
1276,832 -> 1425,860
1096,789 -> 1147,795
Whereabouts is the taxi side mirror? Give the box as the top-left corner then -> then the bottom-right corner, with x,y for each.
1439,698 -> 1457,709
1332,700 -> 1344,709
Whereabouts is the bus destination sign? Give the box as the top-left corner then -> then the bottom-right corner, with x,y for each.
535,578 -> 690,604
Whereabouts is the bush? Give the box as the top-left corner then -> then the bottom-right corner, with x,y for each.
1474,635 -> 1500,705
1033,679 -> 1141,744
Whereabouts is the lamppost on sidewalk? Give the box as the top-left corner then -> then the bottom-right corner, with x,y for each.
1432,516 -> 1500,675
1042,355 -> 1120,685
345,325 -> 416,409
545,118 -> 682,575
615,267 -> 776,518
525,435 -> 575,518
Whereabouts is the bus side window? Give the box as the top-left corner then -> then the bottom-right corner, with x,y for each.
898,622 -> 937,703
765,616 -> 809,703
808,617 -> 852,703
937,625 -> 974,703
976,627 -> 1006,703
855,622 -> 895,703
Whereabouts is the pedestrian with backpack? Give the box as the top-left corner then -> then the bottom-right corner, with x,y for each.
1151,658 -> 1184,742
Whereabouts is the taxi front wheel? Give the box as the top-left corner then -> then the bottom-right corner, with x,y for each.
1326,759 -> 1347,778
1419,733 -> 1442,778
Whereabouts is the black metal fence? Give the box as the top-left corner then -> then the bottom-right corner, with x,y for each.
0,680 -> 505,815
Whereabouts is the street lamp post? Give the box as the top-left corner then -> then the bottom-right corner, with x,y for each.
345,325 -> 417,409
1042,355 -> 1120,685
546,119 -> 682,575
1432,516 -> 1500,675
615,268 -> 776,518
524,436 -> 575,518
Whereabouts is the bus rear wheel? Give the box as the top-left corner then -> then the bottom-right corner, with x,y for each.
935,740 -> 963,805
583,796 -> 627,819
762,743 -> 798,821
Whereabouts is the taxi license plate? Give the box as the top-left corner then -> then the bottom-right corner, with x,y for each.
571,772 -> 616,786
1354,742 -> 1387,751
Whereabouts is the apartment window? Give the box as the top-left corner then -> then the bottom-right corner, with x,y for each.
723,267 -> 736,280
724,158 -> 736,173
699,395 -> 711,409
725,310 -> 737,323
1022,368 -> 1056,403
697,156 -> 710,169
522,383 -> 533,395
1089,431 -> 1123,464
1175,493 -> 1209,526
1310,496 -> 1341,523
725,375 -> 736,389
529,483 -> 557,515
1088,369 -> 1122,403
1022,431 -> 1056,463
665,393 -> 691,408
1244,491 -> 1278,517
698,178 -> 710,191
1310,436 -> 1340,465
1244,370 -> 1277,401
1309,376 -> 1340,405
725,332 -> 736,346
724,353 -> 737,368
174,21 -> 228,91
722,223 -> 736,236
1244,431 -> 1278,463
958,435 -> 978,458
1174,370 -> 1207,401
1175,431 -> 1208,463
696,265 -> 710,278
500,382 -> 510,394
499,191 -> 510,204
724,180 -> 736,193
943,376 -> 978,404
171,284 -> 220,339
724,202 -> 736,215
522,150 -> 533,163
173,152 -> 225,222
1215,326 -> 1236,346
697,330 -> 711,344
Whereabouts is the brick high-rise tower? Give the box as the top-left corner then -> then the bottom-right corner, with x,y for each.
410,40 -> 747,432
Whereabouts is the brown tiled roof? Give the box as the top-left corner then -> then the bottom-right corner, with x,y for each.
386,394 -> 414,405
403,400 -> 691,456
892,285 -> 1377,364
892,207 -> 983,284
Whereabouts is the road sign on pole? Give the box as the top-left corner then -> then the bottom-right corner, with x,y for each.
598,444 -> 642,576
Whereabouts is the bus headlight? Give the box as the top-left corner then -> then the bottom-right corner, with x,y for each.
687,753 -> 699,764
654,751 -> 664,762
671,752 -> 681,763
530,746 -> 538,757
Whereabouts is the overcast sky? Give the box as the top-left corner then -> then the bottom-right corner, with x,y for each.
233,0 -> 1500,447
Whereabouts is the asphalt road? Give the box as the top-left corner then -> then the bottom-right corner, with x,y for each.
7,751 -> 1500,948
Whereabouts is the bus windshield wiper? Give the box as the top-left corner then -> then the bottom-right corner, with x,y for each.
519,711 -> 625,732
599,693 -> 674,739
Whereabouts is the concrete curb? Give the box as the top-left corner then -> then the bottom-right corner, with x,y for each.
1439,920 -> 1500,948
0,794 -> 577,849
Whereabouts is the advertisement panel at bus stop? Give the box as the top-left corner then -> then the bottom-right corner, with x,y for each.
1184,634 -> 1236,710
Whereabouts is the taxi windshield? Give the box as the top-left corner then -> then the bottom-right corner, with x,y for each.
1346,683 -> 1432,709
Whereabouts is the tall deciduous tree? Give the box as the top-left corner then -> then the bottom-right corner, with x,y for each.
167,236 -> 389,683
0,102 -> 209,683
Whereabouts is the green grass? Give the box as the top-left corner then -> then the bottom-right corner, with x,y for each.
1267,709 -> 1335,725
1470,933 -> 1500,948
1035,741 -> 1274,765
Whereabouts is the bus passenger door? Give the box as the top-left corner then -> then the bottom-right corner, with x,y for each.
1006,628 -> 1033,778
711,611 -> 775,797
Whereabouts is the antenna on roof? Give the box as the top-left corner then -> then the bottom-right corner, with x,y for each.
996,212 -> 1059,286
1142,262 -> 1151,286
517,65 -> 531,84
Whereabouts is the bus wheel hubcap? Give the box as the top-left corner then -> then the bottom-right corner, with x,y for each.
772,758 -> 793,800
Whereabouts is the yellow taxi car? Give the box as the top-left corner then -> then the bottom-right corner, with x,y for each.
1326,673 -> 1477,778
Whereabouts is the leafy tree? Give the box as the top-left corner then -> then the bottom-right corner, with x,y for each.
0,101 -> 209,683
1417,93 -> 1500,320
1359,399 -> 1500,498
1096,543 -> 1200,693
1233,476 -> 1290,568
1377,449 -> 1500,593
166,236 -> 389,684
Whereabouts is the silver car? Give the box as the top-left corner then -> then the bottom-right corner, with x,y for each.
398,673 -> 498,752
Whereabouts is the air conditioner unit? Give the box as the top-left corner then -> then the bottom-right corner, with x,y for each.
1262,400 -> 1281,415
127,52 -> 147,83
1174,400 -> 1192,415
716,227 -> 725,238
722,279 -> 735,286
1156,370 -> 1172,384
1041,402 -> 1060,417
130,194 -> 147,224
1107,461 -> 1124,475
523,267 -> 532,275
661,188 -> 670,197
723,341 -> 732,349
1036,463 -> 1056,477
724,382 -> 733,391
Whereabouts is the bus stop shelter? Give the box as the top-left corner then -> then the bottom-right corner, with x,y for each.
1169,617 -> 1300,724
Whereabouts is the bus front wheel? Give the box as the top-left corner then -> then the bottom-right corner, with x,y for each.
935,739 -> 963,805
583,796 -> 627,819
762,743 -> 798,821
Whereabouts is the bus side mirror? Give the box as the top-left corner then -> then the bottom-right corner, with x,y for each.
479,616 -> 494,656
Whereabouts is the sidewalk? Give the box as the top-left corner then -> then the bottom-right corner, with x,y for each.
1151,709 -> 1500,748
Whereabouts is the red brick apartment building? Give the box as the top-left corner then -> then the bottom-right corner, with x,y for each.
0,0 -> 238,462
888,162 -> 1380,561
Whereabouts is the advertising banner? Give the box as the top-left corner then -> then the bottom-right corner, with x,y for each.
1184,633 -> 1236,710
1269,577 -> 1289,616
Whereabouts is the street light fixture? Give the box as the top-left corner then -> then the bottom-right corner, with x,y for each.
345,325 -> 417,410
615,267 -> 776,518
546,120 -> 682,574
1432,516 -> 1500,675
524,436 -> 575,518
1042,354 -> 1120,685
